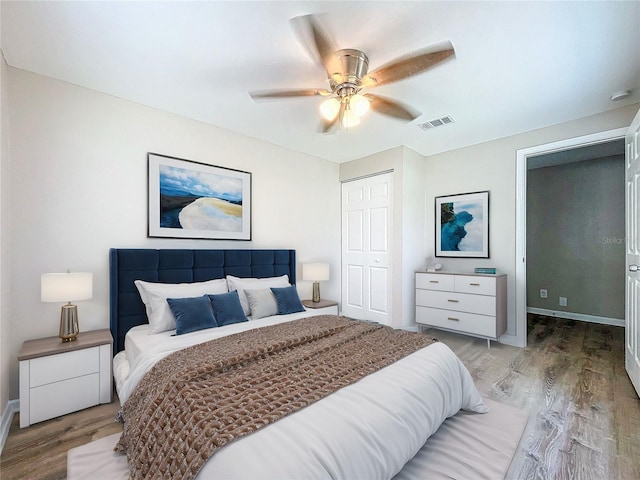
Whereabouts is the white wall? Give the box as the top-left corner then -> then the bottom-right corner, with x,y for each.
400,147 -> 427,326
4,67 -> 341,399
424,103 -> 640,341
0,27 -> 10,414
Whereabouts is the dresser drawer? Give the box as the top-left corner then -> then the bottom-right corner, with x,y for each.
415,273 -> 454,291
29,373 -> 100,424
29,347 -> 99,388
416,306 -> 497,338
416,289 -> 496,316
454,275 -> 496,295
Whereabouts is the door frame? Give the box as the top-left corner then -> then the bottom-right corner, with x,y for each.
513,127 -> 627,347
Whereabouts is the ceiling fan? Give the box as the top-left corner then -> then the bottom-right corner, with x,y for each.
249,14 -> 455,133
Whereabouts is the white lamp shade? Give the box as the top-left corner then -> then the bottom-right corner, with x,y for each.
41,272 -> 93,302
320,97 -> 341,121
350,94 -> 370,117
302,263 -> 330,282
341,108 -> 360,129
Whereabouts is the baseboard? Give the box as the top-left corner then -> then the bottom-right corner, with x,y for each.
527,307 -> 625,327
401,325 -> 419,333
497,333 -> 525,348
0,399 -> 19,455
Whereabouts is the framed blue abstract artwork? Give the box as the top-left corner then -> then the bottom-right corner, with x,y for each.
435,191 -> 489,258
148,153 -> 251,240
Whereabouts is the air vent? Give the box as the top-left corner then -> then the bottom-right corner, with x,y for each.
418,115 -> 455,131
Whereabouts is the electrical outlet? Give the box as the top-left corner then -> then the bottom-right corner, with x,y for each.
540,289 -> 548,298
559,297 -> 567,307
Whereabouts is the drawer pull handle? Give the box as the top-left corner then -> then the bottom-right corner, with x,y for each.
429,280 -> 439,283
447,299 -> 459,303
469,283 -> 480,286
447,317 -> 460,321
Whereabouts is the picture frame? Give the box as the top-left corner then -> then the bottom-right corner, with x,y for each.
435,191 -> 489,258
148,153 -> 251,240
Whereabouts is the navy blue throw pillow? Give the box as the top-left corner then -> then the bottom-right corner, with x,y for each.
271,286 -> 305,315
167,295 -> 218,335
208,290 -> 249,326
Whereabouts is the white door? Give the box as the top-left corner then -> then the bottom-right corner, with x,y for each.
341,173 -> 392,325
626,108 -> 640,398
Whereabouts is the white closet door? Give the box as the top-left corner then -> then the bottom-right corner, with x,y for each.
626,108 -> 640,398
341,173 -> 392,325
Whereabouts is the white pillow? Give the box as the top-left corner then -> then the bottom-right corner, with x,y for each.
244,289 -> 278,320
226,275 -> 290,315
134,278 -> 228,334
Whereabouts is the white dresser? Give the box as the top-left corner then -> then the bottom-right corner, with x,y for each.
18,329 -> 113,427
415,272 -> 507,345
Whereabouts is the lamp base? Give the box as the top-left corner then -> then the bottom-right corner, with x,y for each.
59,303 -> 79,342
312,282 -> 321,303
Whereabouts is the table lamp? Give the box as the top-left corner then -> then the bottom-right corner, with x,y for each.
41,272 -> 93,342
302,263 -> 330,303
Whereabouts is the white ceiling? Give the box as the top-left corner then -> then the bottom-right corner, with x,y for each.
2,1 -> 639,163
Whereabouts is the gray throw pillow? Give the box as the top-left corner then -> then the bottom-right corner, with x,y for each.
244,288 -> 279,319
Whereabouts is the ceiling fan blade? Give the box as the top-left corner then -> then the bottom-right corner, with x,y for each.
319,116 -> 339,134
250,88 -> 332,101
365,94 -> 421,121
291,14 -> 343,83
362,42 -> 455,88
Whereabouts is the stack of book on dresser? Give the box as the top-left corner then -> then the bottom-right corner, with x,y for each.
474,267 -> 497,274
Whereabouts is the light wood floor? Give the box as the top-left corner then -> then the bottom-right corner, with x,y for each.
1,314 -> 639,479
442,314 -> 640,480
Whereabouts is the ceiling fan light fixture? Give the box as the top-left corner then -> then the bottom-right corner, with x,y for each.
350,94 -> 370,117
320,97 -> 341,121
251,15 -> 455,133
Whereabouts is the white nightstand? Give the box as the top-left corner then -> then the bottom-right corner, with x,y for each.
302,299 -> 339,316
18,329 -> 113,428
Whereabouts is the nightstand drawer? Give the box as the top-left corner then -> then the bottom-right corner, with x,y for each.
29,347 -> 99,388
30,373 -> 100,424
416,306 -> 497,338
416,289 -> 496,316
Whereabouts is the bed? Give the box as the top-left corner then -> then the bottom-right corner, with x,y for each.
70,248 -> 525,479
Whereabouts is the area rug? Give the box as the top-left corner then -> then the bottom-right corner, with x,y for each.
394,397 -> 529,479
68,397 -> 528,480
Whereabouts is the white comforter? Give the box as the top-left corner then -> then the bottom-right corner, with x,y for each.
115,315 -> 488,479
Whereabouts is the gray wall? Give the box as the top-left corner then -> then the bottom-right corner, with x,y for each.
526,155 -> 625,320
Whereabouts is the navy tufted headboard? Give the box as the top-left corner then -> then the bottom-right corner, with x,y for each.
109,248 -> 296,354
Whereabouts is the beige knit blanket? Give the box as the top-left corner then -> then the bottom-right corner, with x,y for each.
115,315 -> 437,480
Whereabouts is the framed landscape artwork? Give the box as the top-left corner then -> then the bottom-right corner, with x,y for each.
435,191 -> 489,258
148,153 -> 251,240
